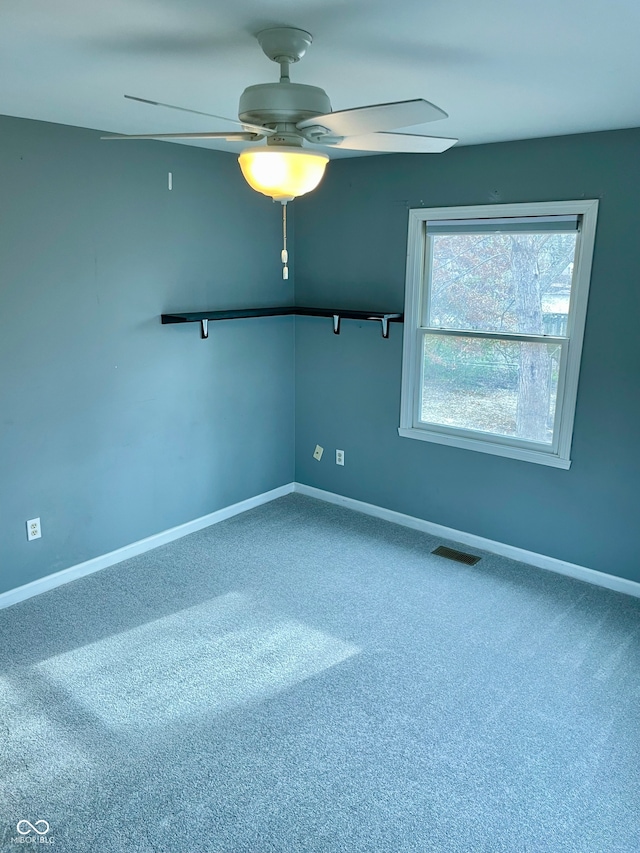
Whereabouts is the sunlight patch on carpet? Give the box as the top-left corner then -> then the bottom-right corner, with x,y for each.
32,592 -> 359,730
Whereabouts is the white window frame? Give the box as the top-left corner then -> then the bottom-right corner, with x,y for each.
399,200 -> 599,469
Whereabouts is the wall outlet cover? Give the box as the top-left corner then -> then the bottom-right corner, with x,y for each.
336,449 -> 345,466
27,517 -> 42,541
313,445 -> 324,461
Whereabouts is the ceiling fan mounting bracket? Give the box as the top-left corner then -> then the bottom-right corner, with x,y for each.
256,27 -> 313,65
300,126 -> 342,145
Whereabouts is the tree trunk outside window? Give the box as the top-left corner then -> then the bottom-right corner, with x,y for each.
510,236 -> 551,441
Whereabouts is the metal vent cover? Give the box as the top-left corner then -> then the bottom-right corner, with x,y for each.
432,545 -> 481,566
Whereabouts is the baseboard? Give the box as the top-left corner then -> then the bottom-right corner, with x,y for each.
0,483 -> 295,611
4,480 -> 638,610
294,483 -> 640,600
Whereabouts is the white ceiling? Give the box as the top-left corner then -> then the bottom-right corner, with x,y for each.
1,0 -> 639,157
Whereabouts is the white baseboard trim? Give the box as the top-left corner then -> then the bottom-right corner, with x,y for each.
0,483 -> 295,611
294,483 -> 640,599
4,481 -> 638,609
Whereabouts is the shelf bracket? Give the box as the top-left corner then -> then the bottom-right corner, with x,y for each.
368,314 -> 392,338
333,314 -> 341,335
200,319 -> 209,339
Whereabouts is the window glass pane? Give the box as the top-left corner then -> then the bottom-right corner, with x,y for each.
427,231 -> 578,335
420,334 -> 561,444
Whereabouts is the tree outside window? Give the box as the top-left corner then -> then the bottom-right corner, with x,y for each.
399,201 -> 599,468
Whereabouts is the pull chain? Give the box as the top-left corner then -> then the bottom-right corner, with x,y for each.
281,202 -> 289,280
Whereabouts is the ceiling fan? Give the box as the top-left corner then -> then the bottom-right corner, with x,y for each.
103,27 -> 457,276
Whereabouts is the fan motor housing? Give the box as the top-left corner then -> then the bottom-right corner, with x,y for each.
239,82 -> 331,126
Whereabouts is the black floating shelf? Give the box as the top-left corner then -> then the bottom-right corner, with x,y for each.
161,306 -> 404,340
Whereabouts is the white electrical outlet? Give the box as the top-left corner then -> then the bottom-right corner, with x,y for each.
27,517 -> 41,541
313,444 -> 324,461
336,449 -> 345,466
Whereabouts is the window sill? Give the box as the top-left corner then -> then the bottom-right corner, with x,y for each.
397,426 -> 571,469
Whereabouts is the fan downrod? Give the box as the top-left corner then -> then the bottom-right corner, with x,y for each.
239,27 -> 329,127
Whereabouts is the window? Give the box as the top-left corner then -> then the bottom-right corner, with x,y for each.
399,201 -> 599,468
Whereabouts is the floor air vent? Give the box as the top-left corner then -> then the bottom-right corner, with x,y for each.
432,545 -> 481,566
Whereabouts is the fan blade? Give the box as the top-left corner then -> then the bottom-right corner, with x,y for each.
297,99 -> 447,136
101,132 -> 262,141
124,95 -> 275,136
328,133 -> 457,153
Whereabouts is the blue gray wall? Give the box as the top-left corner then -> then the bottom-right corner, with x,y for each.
0,115 -> 294,595
3,116 -> 638,595
294,128 -> 640,583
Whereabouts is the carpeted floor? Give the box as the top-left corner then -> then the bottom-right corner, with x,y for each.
1,493 -> 639,852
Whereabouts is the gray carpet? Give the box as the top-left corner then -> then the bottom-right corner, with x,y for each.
1,493 -> 639,852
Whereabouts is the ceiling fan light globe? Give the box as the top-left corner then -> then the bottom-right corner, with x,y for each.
238,146 -> 329,202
